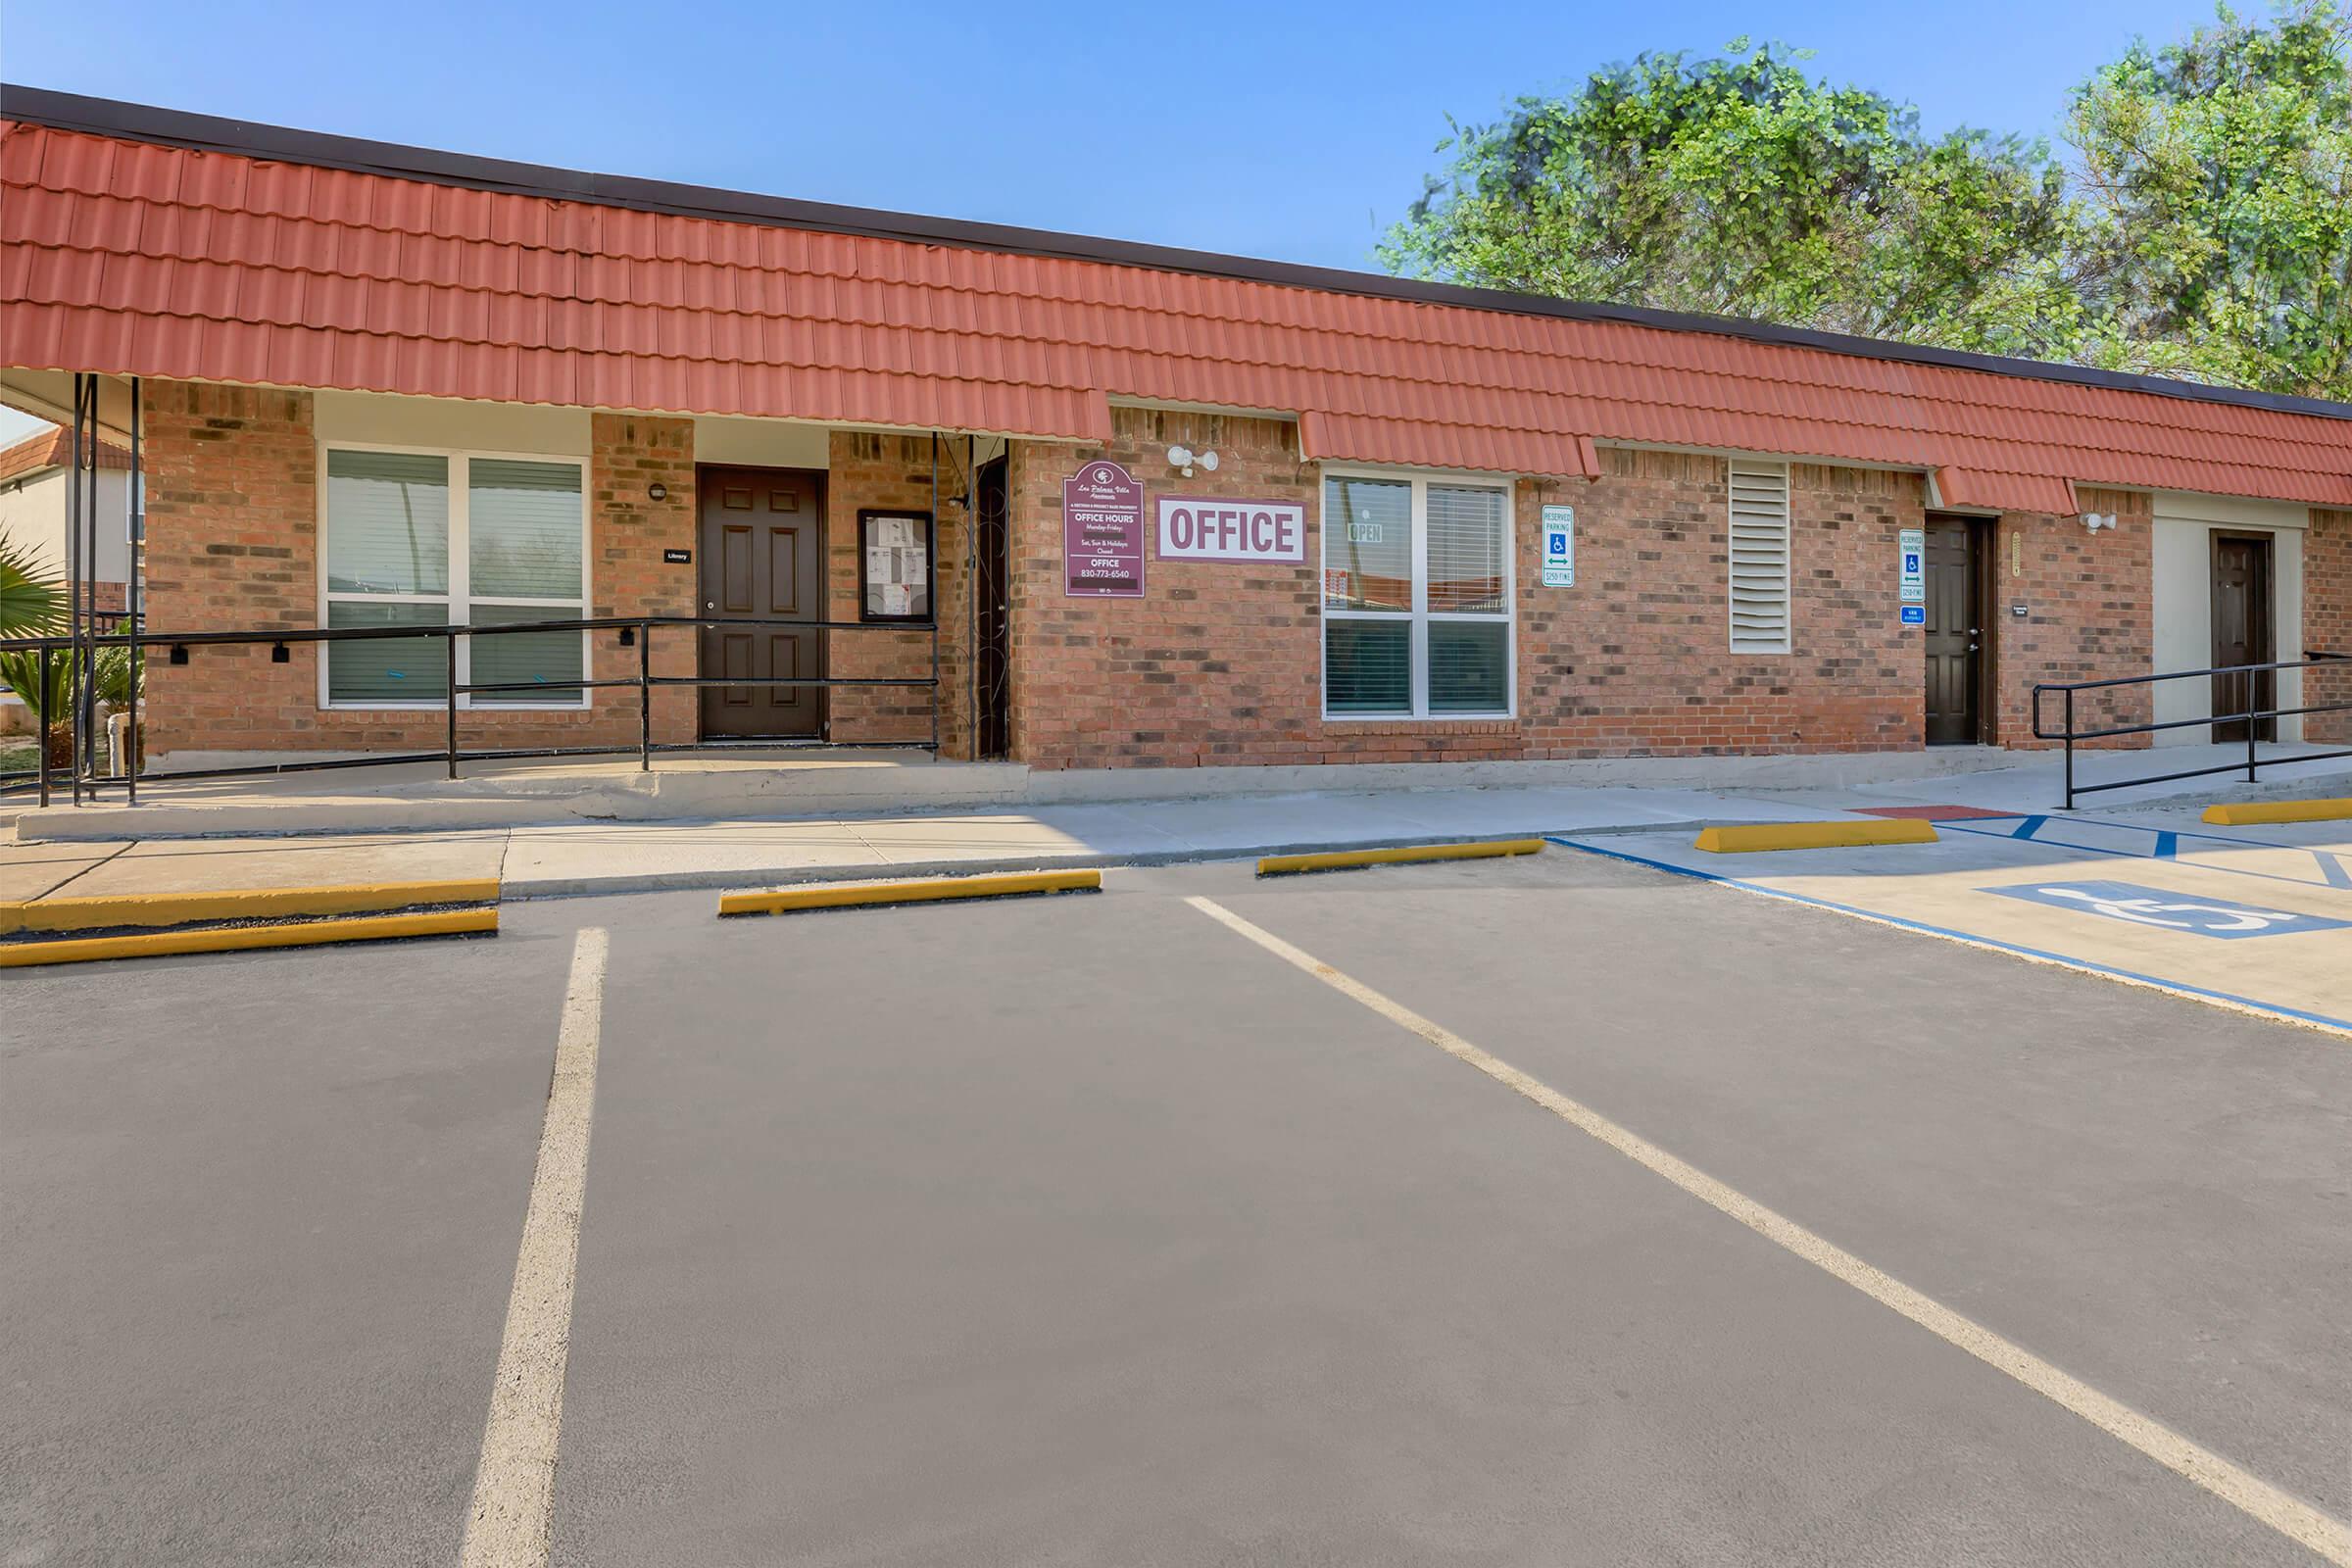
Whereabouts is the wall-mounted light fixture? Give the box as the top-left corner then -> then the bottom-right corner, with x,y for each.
1166,445 -> 1219,478
2080,512 -> 2117,533
647,481 -> 668,502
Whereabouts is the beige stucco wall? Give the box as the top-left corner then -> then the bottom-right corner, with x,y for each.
0,464 -> 132,583
2150,492 -> 2306,746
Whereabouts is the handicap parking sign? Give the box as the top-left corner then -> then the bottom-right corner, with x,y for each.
1984,880 -> 2350,940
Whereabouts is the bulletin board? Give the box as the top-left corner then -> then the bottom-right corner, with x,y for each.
859,509 -> 934,623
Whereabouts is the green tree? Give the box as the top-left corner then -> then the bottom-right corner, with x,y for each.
2069,1 -> 2352,398
1380,41 -> 2086,358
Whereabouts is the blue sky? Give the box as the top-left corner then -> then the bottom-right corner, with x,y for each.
0,0 -> 2225,443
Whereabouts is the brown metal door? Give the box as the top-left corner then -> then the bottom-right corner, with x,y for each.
698,467 -> 824,738
1923,517 -> 1980,746
2211,534 -> 2275,744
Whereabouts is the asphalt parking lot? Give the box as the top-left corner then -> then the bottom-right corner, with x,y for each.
7,841 -> 2351,1566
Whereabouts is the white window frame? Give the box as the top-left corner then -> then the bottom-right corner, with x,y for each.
1319,466 -> 1517,720
316,440 -> 593,711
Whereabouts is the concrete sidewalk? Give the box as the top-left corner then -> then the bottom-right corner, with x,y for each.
1,784 -> 1856,905
6,745 -> 2347,907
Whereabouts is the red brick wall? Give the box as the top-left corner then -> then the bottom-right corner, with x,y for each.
2307,508 -> 2352,744
590,414 -> 698,746
1519,452 -> 1922,757
138,382 -> 695,758
1005,415 -> 1926,769
1988,489 -> 2154,749
823,432 -> 973,756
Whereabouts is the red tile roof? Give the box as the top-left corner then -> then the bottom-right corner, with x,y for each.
0,423 -> 130,483
4,100 -> 2351,513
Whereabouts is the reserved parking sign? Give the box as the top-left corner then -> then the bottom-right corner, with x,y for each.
1542,505 -> 1575,587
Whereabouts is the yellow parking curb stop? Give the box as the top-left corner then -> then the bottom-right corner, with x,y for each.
1692,819 -> 1939,854
0,877 -> 502,936
1255,839 -> 1544,877
718,868 -> 1102,916
0,906 -> 499,967
2201,799 -> 2352,826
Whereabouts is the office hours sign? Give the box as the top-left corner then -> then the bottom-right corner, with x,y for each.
1063,461 -> 1146,597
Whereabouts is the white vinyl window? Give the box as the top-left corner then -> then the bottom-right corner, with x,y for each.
1322,470 -> 1514,717
1728,460 -> 1793,654
319,446 -> 590,708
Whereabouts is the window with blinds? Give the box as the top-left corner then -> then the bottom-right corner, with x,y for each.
321,446 -> 588,708
1728,461 -> 1793,654
1322,471 -> 1514,717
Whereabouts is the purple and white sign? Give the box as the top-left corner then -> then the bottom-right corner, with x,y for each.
1156,496 -> 1305,564
1063,460 -> 1145,597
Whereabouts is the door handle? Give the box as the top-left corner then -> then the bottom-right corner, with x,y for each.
705,600 -> 714,611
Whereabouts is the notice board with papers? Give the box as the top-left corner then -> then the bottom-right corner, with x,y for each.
860,510 -> 934,622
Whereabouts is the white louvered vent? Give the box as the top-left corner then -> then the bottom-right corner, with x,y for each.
1728,461 -> 1792,654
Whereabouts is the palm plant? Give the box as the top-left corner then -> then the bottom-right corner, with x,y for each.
0,538 -> 64,639
0,542 -> 102,771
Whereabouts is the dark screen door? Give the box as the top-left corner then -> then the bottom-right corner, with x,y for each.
2211,534 -> 2275,744
699,467 -> 824,738
1923,517 -> 1981,746
974,455 -> 1011,759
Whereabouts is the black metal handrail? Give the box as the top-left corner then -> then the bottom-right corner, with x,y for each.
0,613 -> 942,807
2033,651 -> 2352,808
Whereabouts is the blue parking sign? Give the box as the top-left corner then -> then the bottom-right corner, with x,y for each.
1984,880 -> 2349,940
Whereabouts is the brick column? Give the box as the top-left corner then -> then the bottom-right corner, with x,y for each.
137,382 -> 318,759
1989,488 -> 2154,749
2307,508 -> 2352,743
590,414 -> 697,745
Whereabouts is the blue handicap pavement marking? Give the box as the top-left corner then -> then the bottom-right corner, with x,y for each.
1985,879 -> 2351,940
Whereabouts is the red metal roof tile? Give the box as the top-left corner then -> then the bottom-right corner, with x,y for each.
5,118 -> 2351,505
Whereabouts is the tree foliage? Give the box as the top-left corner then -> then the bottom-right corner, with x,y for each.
1383,6 -> 2352,398
1380,40 -> 2083,358
2070,1 -> 2352,396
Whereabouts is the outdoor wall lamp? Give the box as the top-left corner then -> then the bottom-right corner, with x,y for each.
2080,512 -> 2117,532
647,482 -> 668,502
1167,445 -> 1219,477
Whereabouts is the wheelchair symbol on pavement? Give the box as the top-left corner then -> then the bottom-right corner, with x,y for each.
1984,880 -> 2350,940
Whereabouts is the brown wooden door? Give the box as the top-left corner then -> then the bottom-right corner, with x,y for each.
698,467 -> 824,738
1923,517 -> 1981,746
2211,533 -> 2275,744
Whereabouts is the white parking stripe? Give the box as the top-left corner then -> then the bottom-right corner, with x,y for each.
1185,894 -> 2352,1565
462,926 -> 610,1568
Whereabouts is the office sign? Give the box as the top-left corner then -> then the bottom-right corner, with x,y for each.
1156,497 -> 1304,564
1063,461 -> 1145,597
1541,505 -> 1576,587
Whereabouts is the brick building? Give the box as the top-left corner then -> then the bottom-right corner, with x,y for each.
3,85 -> 2348,774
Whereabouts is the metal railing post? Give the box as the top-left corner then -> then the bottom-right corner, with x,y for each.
125,376 -> 141,805
445,628 -> 459,780
2248,704 -> 2260,784
35,645 -> 51,808
67,377 -> 83,807
639,620 -> 652,771
2062,688 -> 2077,811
